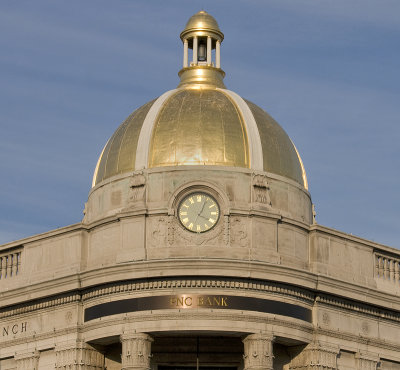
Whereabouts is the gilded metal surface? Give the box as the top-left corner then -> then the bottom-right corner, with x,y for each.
244,100 -> 306,187
93,99 -> 156,186
178,66 -> 226,88
180,10 -> 224,42
149,89 -> 249,169
291,140 -> 309,190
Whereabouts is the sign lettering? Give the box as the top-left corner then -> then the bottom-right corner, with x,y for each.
169,295 -> 228,308
2,322 -> 27,337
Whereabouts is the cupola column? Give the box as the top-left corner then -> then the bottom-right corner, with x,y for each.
193,36 -> 198,65
121,332 -> 154,370
243,333 -> 274,370
183,39 -> 188,68
216,40 -> 221,68
207,36 -> 212,65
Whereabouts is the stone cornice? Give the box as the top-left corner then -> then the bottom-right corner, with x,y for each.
315,327 -> 400,360
1,275 -> 400,326
0,277 -> 314,320
315,293 -> 400,323
2,258 -> 400,315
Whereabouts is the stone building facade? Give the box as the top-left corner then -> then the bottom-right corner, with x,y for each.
1,11 -> 399,370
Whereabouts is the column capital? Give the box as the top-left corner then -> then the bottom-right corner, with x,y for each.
243,333 -> 274,370
289,341 -> 339,369
355,352 -> 380,370
120,332 -> 153,370
243,333 -> 275,343
15,350 -> 40,370
55,341 -> 104,369
121,331 -> 154,342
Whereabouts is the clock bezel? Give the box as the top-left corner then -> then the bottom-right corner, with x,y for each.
177,191 -> 220,233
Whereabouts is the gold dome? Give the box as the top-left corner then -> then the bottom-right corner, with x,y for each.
180,10 -> 224,42
93,87 -> 307,189
149,89 -> 248,168
92,11 -> 307,189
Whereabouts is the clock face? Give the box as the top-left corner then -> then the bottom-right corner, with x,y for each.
178,192 -> 220,233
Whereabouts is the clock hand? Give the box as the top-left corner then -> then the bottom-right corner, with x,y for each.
198,199 -> 206,215
193,200 -> 204,224
194,199 -> 207,224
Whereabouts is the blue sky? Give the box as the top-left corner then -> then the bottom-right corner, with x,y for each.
1,0 -> 399,248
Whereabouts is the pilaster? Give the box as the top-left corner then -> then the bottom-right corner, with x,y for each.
243,333 -> 274,370
55,341 -> 104,369
289,342 -> 339,369
355,352 -> 380,370
120,332 -> 153,370
14,350 -> 40,370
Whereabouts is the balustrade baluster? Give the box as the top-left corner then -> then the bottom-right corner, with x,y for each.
389,259 -> 395,281
378,256 -> 384,277
0,250 -> 22,279
16,252 -> 21,274
383,258 -> 389,279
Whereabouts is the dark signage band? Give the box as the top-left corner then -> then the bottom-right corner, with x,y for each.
84,294 -> 311,323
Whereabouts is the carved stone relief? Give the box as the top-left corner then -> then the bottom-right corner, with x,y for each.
322,312 -> 330,326
15,351 -> 40,370
355,353 -> 379,370
289,342 -> 339,369
243,333 -> 274,370
128,172 -> 146,204
55,342 -> 104,369
165,214 -> 226,247
252,174 -> 272,207
151,217 -> 168,248
230,217 -> 249,248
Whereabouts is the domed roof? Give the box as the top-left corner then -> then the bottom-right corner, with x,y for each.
183,10 -> 220,32
92,11 -> 308,189
92,88 -> 307,188
180,10 -> 224,42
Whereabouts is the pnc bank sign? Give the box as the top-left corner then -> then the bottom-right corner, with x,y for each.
169,295 -> 228,308
84,294 -> 312,323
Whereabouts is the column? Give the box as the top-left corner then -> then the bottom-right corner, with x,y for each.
120,332 -> 153,370
355,352 -> 379,370
216,40 -> 221,68
289,342 -> 339,369
207,36 -> 212,65
55,341 -> 104,369
15,351 -> 40,370
193,36 -> 198,65
183,39 -> 188,68
7,255 -> 12,277
243,333 -> 274,370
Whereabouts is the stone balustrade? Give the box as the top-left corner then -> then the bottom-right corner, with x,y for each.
0,248 -> 21,280
375,252 -> 400,283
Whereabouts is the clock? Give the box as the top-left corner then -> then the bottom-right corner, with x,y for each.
178,192 -> 220,233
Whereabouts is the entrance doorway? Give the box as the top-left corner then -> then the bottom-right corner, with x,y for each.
159,367 -> 237,370
153,336 -> 243,370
